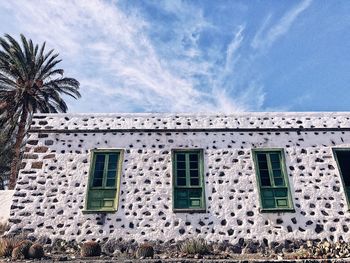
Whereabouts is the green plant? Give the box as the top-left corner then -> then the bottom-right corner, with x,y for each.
11,240 -> 32,260
136,243 -> 154,258
0,236 -> 19,257
28,243 -> 44,259
80,241 -> 101,257
180,238 -> 210,255
0,34 -> 81,189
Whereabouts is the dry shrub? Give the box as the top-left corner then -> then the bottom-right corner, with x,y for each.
80,241 -> 101,257
180,238 -> 210,255
0,236 -> 19,257
0,223 -> 9,236
136,243 -> 154,258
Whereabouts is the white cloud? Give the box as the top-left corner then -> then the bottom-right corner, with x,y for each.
0,0 -> 269,113
225,25 -> 245,73
252,0 -> 313,50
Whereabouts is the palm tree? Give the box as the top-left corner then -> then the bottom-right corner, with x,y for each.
0,34 -> 81,189
0,124 -> 14,189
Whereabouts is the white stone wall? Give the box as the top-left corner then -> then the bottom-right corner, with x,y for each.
8,113 -> 350,243
29,112 -> 350,130
0,190 -> 15,224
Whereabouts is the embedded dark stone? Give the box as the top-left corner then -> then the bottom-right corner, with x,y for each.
45,140 -> 54,146
238,238 -> 245,246
245,240 -> 260,253
276,219 -> 283,224
328,165 -> 335,170
14,192 -> 26,197
9,218 -> 21,224
179,228 -> 185,234
31,161 -> 43,169
231,245 -> 242,254
246,211 -> 254,216
227,229 -> 234,236
321,210 -> 329,216
306,220 -> 313,226
315,224 -> 324,233
18,212 -> 31,216
23,154 -> 39,159
34,146 -> 49,153
27,140 -> 39,145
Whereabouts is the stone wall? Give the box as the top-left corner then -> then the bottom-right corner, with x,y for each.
8,113 -> 350,243
0,190 -> 15,224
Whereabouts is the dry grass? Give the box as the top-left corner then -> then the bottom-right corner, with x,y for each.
180,238 -> 211,255
0,236 -> 20,257
0,223 -> 9,237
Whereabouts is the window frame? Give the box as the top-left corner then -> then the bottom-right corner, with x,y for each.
252,148 -> 295,213
332,148 -> 350,211
83,149 -> 124,214
172,149 -> 206,213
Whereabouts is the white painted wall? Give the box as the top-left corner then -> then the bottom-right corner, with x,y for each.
0,190 -> 14,224
8,113 -> 350,243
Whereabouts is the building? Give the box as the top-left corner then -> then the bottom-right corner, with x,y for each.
7,112 -> 350,243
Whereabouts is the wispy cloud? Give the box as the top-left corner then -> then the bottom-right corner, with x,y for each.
225,25 -> 245,73
0,0 -> 316,113
1,0 -> 216,112
252,0 -> 313,50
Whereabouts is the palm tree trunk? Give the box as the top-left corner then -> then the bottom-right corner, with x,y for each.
9,108 -> 28,190
0,101 -> 7,111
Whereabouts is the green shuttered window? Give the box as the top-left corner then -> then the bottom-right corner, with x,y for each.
333,149 -> 350,209
252,149 -> 294,212
173,150 -> 206,212
84,150 -> 123,213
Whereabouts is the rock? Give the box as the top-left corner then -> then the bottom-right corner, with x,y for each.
194,253 -> 202,259
57,256 -> 68,261
230,244 -> 242,254
244,240 -> 260,253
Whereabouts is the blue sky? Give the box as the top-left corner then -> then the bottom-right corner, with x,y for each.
0,0 -> 349,113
